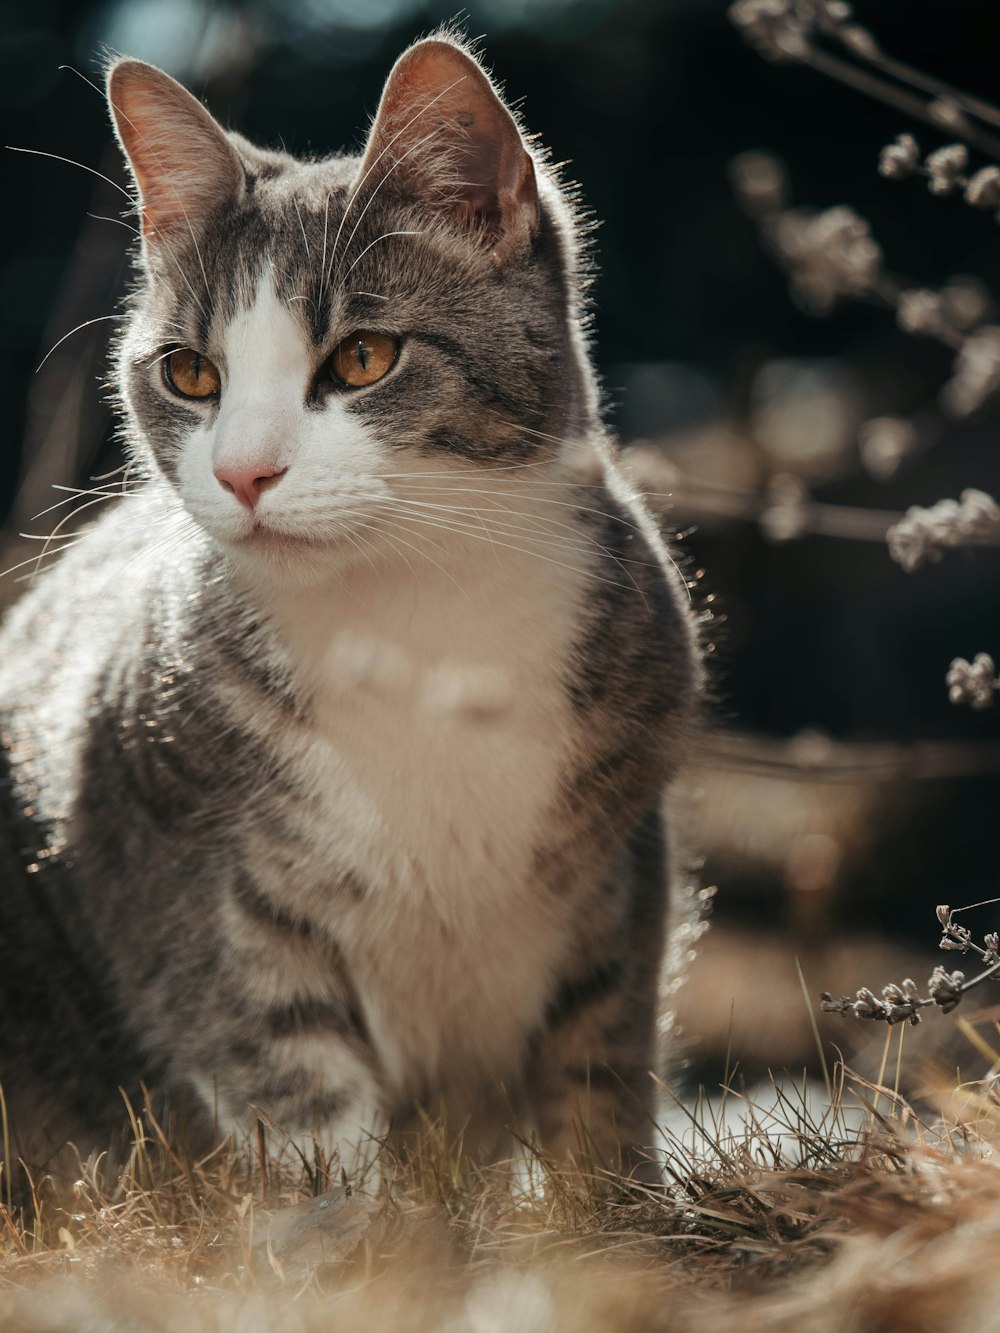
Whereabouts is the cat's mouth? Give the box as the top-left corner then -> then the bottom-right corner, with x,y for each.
239,522 -> 325,552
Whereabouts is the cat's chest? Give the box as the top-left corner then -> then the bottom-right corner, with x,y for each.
263,556 -> 580,867
248,558 -> 586,1081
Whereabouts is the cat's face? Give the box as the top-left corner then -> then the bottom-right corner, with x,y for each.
109,38 -> 597,582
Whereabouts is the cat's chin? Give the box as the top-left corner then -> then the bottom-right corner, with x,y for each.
217,523 -> 369,587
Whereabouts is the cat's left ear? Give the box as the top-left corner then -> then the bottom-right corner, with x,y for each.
358,39 -> 540,266
106,59 -> 244,251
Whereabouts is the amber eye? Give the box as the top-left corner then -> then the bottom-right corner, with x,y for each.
329,332 -> 399,388
162,347 -> 221,400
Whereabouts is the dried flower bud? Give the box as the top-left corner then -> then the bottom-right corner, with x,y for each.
939,276 -> 992,332
897,289 -> 946,336
858,417 -> 915,480
887,489 -> 1000,571
939,937 -> 966,951
760,472 -> 811,542
928,966 -> 965,1013
767,205 -> 882,314
942,326 -> 1000,416
960,488 -> 1000,530
925,143 -> 970,196
729,0 -> 811,61
965,166 -> 1000,209
729,150 -> 789,218
944,922 -> 976,954
878,133 -> 920,180
800,0 -> 853,27
854,986 -> 883,1019
928,99 -> 973,137
839,23 -> 879,58
946,652 -> 998,710
937,905 -> 951,925
881,978 -> 923,1024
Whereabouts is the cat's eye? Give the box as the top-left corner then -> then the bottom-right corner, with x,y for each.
328,332 -> 399,388
163,347 -> 222,400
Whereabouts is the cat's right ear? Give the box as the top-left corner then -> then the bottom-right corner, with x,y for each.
106,59 -> 244,251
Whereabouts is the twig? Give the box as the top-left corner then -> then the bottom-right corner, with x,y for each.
822,903 -> 1000,1025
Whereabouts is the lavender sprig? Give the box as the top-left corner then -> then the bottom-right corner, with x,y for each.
821,903 -> 1000,1025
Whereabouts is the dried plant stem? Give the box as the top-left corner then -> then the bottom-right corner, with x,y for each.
800,47 -> 1000,158
694,728 -> 1000,783
822,903 -> 1000,1025
870,51 -> 1000,132
636,461 -> 1000,549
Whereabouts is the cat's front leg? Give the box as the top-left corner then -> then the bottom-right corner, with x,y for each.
185,1035 -> 387,1181
525,962 -> 661,1186
526,813 -> 670,1186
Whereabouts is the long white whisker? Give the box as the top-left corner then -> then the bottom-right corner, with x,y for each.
343,230 -> 425,278
370,503 -> 639,595
7,144 -> 132,198
333,122 -> 448,282
317,192 -> 331,312
36,315 -> 124,373
326,75 -> 467,279
292,195 -> 310,257
379,494 -> 602,557
32,485 -> 133,522
8,543 -> 86,583
87,211 -> 140,234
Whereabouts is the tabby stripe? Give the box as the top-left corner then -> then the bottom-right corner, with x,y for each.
264,996 -> 362,1040
233,874 -> 313,936
545,958 -> 624,1029
408,331 -> 531,417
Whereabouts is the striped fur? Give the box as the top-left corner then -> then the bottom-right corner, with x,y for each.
0,34 -> 701,1185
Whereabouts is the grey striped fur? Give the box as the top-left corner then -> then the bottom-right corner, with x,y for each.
0,33 -> 702,1186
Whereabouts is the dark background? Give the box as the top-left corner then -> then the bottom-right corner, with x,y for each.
5,0 -> 1000,1079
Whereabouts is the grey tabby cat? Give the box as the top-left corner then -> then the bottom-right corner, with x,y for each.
0,34 -> 700,1185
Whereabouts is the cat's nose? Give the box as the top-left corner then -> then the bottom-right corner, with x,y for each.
214,464 -> 287,510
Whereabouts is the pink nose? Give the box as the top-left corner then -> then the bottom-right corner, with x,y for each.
214,464 -> 286,510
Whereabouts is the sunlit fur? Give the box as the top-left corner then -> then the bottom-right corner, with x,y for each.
0,33 -> 702,1187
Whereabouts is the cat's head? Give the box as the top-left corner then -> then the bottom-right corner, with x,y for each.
106,35 -> 599,582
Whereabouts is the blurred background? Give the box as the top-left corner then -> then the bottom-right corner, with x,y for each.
4,0 -> 1000,1098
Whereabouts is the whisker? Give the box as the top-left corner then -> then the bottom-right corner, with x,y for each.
326,75 -> 467,279
87,211 -> 140,234
58,63 -> 110,102
36,314 -> 123,373
369,502 -> 641,595
379,494 -> 603,558
3,537 -> 86,582
343,230 -> 425,279
378,525 -> 471,597
317,192 -> 331,313
7,144 -> 132,198
32,485 -> 133,522
333,122 -> 447,282
292,195 -> 310,258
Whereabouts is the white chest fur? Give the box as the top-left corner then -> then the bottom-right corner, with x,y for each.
251,535 -> 590,1093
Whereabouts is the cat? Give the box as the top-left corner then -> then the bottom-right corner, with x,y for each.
0,32 -> 701,1188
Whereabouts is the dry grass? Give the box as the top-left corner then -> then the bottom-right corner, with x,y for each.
4,1048 -> 1000,1332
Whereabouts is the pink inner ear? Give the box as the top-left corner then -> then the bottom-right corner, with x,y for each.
108,61 -> 243,244
360,40 -> 539,259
